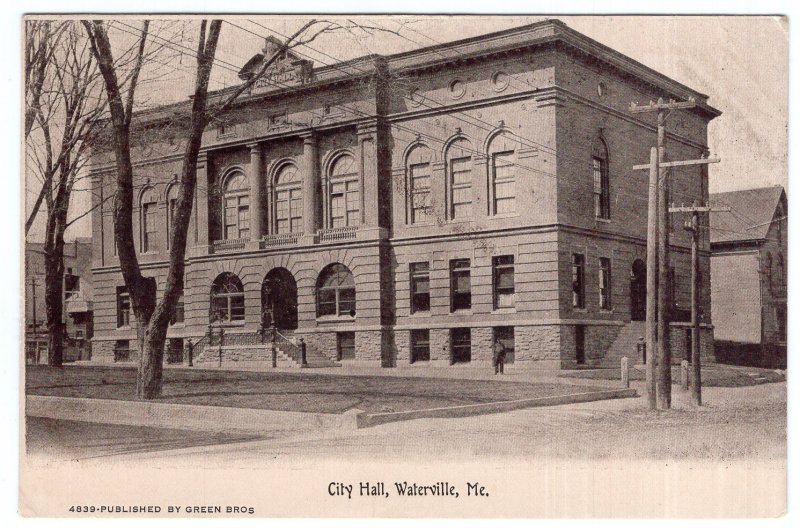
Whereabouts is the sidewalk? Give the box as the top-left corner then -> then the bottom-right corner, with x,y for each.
70,360 -> 624,388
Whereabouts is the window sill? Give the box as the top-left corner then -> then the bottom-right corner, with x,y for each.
316,315 -> 356,324
209,321 -> 246,329
491,307 -> 517,315
594,217 -> 612,224
489,213 -> 520,220
169,323 -> 186,328
599,309 -> 614,314
572,308 -> 588,313
408,311 -> 432,318
449,309 -> 473,316
116,325 -> 132,331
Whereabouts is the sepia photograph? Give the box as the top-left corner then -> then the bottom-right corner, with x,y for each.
13,6 -> 790,520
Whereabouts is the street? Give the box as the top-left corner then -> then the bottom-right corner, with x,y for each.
25,380 -> 786,466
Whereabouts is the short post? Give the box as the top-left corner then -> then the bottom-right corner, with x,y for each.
218,328 -> 225,368
637,337 -> 646,364
184,338 -> 194,367
299,338 -> 308,368
681,360 -> 689,391
621,356 -> 630,388
271,331 -> 277,368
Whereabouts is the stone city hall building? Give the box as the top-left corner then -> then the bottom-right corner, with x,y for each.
89,20 -> 719,369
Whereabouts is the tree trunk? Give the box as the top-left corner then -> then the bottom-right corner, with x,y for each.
44,248 -> 64,367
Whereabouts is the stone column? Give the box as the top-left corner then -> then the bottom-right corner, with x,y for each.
301,133 -> 319,235
472,153 -> 489,227
248,142 -> 264,240
358,123 -> 379,228
191,151 -> 209,256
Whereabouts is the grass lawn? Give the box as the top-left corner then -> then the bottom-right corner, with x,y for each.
26,365 -> 601,415
559,364 -> 785,387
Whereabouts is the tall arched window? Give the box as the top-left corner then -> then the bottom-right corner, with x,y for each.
210,272 -> 245,323
488,132 -> 517,215
316,263 -> 356,317
274,163 -> 303,234
222,171 -> 249,240
446,138 -> 473,220
140,187 -> 159,253
166,183 -> 180,249
407,144 -> 433,224
592,137 -> 610,219
777,253 -> 785,290
329,154 -> 360,227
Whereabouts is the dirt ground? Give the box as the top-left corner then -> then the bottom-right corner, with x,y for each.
26,365 -> 599,414
26,380 -> 786,464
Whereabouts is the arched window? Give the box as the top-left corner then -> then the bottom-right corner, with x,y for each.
274,163 -> 303,234
777,253 -> 785,290
222,171 -> 249,240
329,154 -> 360,227
406,144 -> 433,224
166,183 -> 180,249
140,187 -> 159,253
210,272 -> 245,323
316,263 -> 356,317
446,138 -> 473,220
592,137 -> 610,219
488,132 -> 517,215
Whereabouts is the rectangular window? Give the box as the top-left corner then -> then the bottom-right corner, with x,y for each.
599,257 -> 612,310
114,340 -> 131,362
572,254 -> 585,309
410,162 -> 431,223
224,195 -> 250,239
450,328 -> 471,364
170,292 -> 185,325
450,156 -> 472,219
492,152 -> 516,215
142,202 -> 158,252
117,287 -> 130,328
317,288 -> 337,317
493,255 -> 515,309
331,180 -> 360,227
450,259 -> 471,311
276,188 -> 303,234
337,332 -> 355,360
593,156 -> 610,219
410,329 -> 430,363
776,304 -> 787,342
494,326 -> 515,364
410,262 -> 430,314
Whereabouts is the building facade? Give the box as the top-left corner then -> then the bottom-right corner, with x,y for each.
25,238 -> 94,363
89,20 -> 719,369
710,186 -> 787,368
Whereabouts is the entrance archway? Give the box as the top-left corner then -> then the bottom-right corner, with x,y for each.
261,268 -> 298,330
630,259 -> 647,321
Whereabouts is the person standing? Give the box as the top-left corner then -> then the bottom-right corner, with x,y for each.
299,338 -> 308,367
493,339 -> 507,375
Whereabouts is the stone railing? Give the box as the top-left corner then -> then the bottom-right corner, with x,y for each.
317,226 -> 358,242
261,232 -> 302,249
210,237 -> 248,253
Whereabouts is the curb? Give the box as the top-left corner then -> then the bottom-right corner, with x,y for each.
356,388 -> 638,428
26,396 -> 361,434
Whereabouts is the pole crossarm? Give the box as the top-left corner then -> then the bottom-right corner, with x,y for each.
633,157 -> 720,171
668,205 -> 731,213
630,98 -> 697,113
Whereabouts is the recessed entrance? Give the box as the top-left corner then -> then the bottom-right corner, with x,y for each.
261,268 -> 298,330
630,258 -> 647,322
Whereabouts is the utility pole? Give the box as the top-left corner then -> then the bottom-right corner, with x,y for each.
645,147 -> 658,410
631,97 -> 720,410
670,200 -> 729,406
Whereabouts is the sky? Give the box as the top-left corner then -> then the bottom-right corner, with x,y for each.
24,15 -> 788,242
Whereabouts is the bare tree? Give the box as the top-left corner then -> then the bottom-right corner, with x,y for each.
83,18 -> 389,398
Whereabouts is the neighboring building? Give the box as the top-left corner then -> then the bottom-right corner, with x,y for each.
88,20 -> 719,369
710,186 -> 787,368
24,238 -> 94,363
